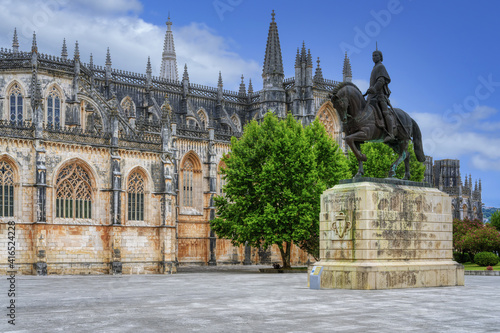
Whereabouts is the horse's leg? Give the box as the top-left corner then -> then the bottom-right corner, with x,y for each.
355,142 -> 364,177
345,130 -> 370,162
403,151 -> 411,180
388,140 -> 409,178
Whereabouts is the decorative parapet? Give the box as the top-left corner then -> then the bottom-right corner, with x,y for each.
118,131 -> 162,151
42,123 -> 111,146
0,120 -> 35,139
176,124 -> 209,140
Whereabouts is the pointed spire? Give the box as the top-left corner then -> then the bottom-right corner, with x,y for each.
248,79 -> 253,95
146,56 -> 152,74
479,178 -> 482,191
74,41 -> 80,61
300,41 -> 307,63
217,71 -> 223,87
314,57 -> 324,82
239,75 -> 246,96
61,39 -> 68,60
307,49 -> 313,67
469,174 -> 472,189
343,52 -> 352,82
106,47 -> 112,66
12,28 -> 19,53
160,14 -> 179,81
474,179 -> 478,192
89,53 -> 94,68
464,174 -> 468,188
182,64 -> 189,81
166,13 -> 172,31
263,10 -> 284,76
295,48 -> 300,68
31,31 -> 38,54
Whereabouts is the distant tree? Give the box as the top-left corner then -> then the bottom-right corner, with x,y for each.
212,113 -> 351,267
490,210 -> 500,232
454,217 -> 500,257
348,142 -> 425,181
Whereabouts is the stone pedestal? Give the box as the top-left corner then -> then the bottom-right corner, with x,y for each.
311,178 -> 464,289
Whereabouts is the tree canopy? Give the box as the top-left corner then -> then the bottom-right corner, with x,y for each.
453,217 -> 500,256
211,113 -> 351,267
347,142 -> 425,181
490,210 -> 500,232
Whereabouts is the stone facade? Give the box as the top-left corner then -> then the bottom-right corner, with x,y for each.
0,13 -> 346,274
424,157 -> 483,221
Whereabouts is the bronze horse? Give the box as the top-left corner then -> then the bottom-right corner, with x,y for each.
331,82 -> 426,179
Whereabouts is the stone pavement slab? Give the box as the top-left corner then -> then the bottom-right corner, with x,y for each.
1,266 -> 499,333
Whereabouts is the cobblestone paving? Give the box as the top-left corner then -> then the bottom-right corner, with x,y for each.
1,266 -> 499,333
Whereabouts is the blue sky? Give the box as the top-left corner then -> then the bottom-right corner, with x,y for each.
1,0 -> 499,207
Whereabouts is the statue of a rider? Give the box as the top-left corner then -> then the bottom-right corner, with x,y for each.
365,49 -> 395,143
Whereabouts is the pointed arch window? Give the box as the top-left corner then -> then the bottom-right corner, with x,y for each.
128,171 -> 145,221
0,161 -> 14,217
55,164 -> 92,219
217,161 -> 226,197
47,86 -> 61,126
182,160 -> 194,207
9,83 -> 23,124
121,96 -> 135,118
197,110 -> 208,129
180,153 -> 202,214
231,114 -> 241,132
317,102 -> 342,146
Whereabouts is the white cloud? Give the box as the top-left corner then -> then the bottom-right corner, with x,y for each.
412,110 -> 500,165
352,79 -> 369,93
476,121 -> 500,131
65,0 -> 143,14
471,155 -> 500,172
0,0 -> 259,91
175,23 -> 260,90
471,105 -> 498,120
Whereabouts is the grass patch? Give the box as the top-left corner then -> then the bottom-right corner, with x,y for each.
462,262 -> 500,271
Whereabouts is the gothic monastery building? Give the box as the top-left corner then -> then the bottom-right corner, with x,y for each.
0,12 -> 481,275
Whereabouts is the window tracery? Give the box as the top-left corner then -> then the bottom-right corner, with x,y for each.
55,164 -> 92,219
0,161 -> 14,217
182,160 -> 194,207
9,83 -> 23,124
127,171 -> 145,221
121,96 -> 135,118
198,110 -> 208,129
47,86 -> 61,126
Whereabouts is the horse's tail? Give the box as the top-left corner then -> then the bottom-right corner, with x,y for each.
412,118 -> 426,162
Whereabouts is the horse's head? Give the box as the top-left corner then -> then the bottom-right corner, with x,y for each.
330,82 -> 365,123
330,86 -> 350,122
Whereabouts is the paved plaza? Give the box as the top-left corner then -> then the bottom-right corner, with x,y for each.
1,266 -> 499,333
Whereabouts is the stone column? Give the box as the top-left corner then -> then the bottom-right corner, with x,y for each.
207,128 -> 217,266
111,226 -> 122,274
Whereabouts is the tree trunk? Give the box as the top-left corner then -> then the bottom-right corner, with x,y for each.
278,242 -> 292,269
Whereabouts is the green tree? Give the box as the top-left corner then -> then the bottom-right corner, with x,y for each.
453,217 -> 500,257
212,113 -> 350,267
490,210 -> 500,232
348,142 -> 425,181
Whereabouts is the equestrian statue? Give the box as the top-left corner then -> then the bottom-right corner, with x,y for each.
330,48 -> 426,179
